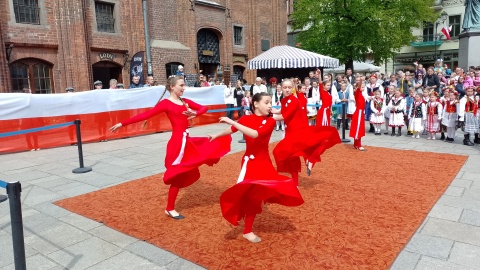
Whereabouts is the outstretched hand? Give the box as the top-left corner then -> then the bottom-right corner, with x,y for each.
219,117 -> 235,125
109,123 -> 122,132
208,134 -> 217,142
182,109 -> 197,120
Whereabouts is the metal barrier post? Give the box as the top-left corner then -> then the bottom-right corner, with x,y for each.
72,120 -> 92,174
5,181 -> 27,270
238,134 -> 246,143
341,103 -> 351,143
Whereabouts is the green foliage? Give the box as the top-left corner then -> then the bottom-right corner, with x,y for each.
291,0 -> 438,65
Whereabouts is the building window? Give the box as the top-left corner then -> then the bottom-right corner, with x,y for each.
234,26 -> 243,46
13,0 -> 40,25
10,59 -> 54,94
10,63 -> 30,93
423,22 -> 434,42
95,1 -> 115,33
449,15 -> 461,39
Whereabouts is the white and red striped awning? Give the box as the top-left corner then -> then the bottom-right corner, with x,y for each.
247,45 -> 339,70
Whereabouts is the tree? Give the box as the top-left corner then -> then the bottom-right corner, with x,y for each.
290,0 -> 438,73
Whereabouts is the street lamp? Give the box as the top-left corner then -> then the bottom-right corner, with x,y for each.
434,11 -> 449,60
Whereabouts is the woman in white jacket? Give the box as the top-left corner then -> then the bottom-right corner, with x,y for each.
224,82 -> 235,120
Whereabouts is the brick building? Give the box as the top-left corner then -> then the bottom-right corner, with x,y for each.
1,0 -> 288,93
148,0 -> 288,85
0,0 -> 145,93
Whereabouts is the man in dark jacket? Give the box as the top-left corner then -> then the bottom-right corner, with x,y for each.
423,67 -> 440,93
129,75 -> 143,89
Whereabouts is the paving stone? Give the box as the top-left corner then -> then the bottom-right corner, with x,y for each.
404,233 -> 453,259
88,226 -> 138,248
56,184 -> 98,198
125,241 -> 178,266
448,242 -> 480,269
390,250 -> 421,270
421,218 -> 480,247
22,213 -> 64,234
59,213 -> 102,231
85,251 -> 166,270
0,233 -> 39,268
416,256 -> 476,270
0,159 -> 38,171
47,237 -> 122,270
165,258 -> 206,270
427,205 -> 463,222
443,186 -> 465,197
460,209 -> 480,227
21,186 -> 64,206
462,172 -> 480,181
451,179 -> 473,189
33,202 -> 72,219
2,254 -> 59,270
24,223 -> 92,255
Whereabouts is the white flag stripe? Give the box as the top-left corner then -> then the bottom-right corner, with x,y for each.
0,85 -> 227,120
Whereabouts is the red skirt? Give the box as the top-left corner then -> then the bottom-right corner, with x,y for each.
220,177 -> 304,226
163,136 -> 231,188
273,126 -> 341,172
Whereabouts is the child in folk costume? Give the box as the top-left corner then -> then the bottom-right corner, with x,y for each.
350,79 -> 367,150
439,87 -> 451,140
334,82 -> 352,130
369,90 -> 386,135
405,88 -> 416,135
388,89 -> 406,136
317,81 -> 333,126
210,92 -> 304,243
272,84 -> 284,131
458,86 -> 479,146
425,92 -> 443,140
110,76 -> 231,220
422,88 -> 430,135
441,90 -> 459,142
408,94 -> 427,139
366,74 -> 384,133
307,81 -> 321,126
383,85 -> 395,135
242,91 -> 252,115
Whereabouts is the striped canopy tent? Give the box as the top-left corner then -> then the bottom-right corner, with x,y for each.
247,45 -> 339,70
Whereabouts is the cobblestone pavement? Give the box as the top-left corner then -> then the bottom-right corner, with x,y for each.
0,123 -> 479,270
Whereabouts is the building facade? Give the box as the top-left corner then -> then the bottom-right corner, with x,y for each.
147,0 -> 288,85
1,0 -> 288,93
0,0 -> 145,93
391,0 -> 465,73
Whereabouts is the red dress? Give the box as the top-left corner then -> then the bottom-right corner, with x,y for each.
121,98 -> 231,188
297,92 -> 308,115
220,114 -> 304,226
317,86 -> 332,126
273,95 -> 341,172
349,88 -> 366,140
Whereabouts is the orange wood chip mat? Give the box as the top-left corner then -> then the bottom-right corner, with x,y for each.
55,144 -> 467,269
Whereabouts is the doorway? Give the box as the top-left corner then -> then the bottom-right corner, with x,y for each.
197,29 -> 221,80
92,61 -> 123,89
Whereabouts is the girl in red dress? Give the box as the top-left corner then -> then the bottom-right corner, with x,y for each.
209,92 -> 304,243
349,79 -> 367,151
317,81 -> 333,126
110,76 -> 231,220
272,79 -> 341,182
296,84 -> 308,116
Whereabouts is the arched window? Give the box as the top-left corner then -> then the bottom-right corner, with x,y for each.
10,62 -> 30,93
10,59 -> 54,93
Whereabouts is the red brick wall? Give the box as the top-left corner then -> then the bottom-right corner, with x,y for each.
1,0 -> 287,93
0,0 -> 145,93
